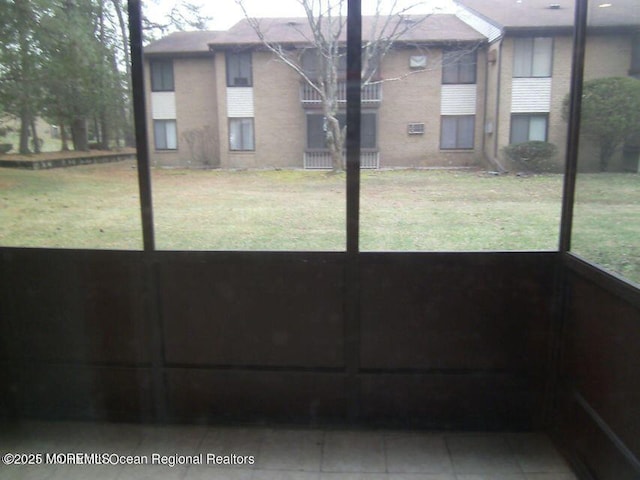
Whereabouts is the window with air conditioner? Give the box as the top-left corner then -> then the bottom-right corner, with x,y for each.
226,52 -> 252,87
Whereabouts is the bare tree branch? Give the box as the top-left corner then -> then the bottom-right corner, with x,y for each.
232,0 -> 478,171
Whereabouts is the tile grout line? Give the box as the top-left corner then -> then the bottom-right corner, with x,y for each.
504,432 -> 526,475
382,430 -> 389,474
319,428 -> 326,474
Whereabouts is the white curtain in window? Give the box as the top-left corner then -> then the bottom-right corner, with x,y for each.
230,118 -> 253,150
532,37 -> 552,77
529,116 -> 547,141
513,38 -> 533,77
165,121 -> 177,149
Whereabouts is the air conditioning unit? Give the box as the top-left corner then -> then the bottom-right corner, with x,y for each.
408,123 -> 425,135
409,55 -> 427,69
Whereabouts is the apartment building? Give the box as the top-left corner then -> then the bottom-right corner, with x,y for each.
143,0 -> 639,170
455,0 -> 640,172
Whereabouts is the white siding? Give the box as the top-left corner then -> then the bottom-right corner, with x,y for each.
455,6 -> 502,43
440,84 -> 477,115
511,77 -> 552,112
151,92 -> 176,120
226,87 -> 254,117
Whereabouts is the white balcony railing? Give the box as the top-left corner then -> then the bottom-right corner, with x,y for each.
300,82 -> 382,104
304,150 -> 379,169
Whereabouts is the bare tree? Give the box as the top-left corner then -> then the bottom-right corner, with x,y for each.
235,0 -> 436,171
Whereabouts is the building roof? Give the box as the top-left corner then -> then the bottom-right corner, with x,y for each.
144,30 -> 222,55
455,0 -> 640,30
210,14 -> 485,47
144,14 -> 486,54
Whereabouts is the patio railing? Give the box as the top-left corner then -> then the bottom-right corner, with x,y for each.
300,82 -> 382,105
304,150 -> 379,169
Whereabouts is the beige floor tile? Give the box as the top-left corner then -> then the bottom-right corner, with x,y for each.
135,424 -> 207,456
525,474 -> 578,480
0,420 -> 90,452
0,422 -> 580,480
388,475 -> 456,480
0,464 -> 59,480
507,434 -> 573,474
319,474 -> 388,480
321,430 -> 385,473
255,429 -> 323,471
199,427 -> 263,468
70,422 -> 145,455
251,470 -> 320,480
115,464 -> 188,480
183,465 -> 252,479
46,464 -> 123,480
385,432 -> 452,473
446,435 -> 521,474
455,475 -> 526,480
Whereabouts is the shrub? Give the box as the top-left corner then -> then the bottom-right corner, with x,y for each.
0,143 -> 13,154
502,141 -> 558,173
562,76 -> 640,171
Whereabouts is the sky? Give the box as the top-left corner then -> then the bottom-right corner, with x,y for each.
149,0 -> 457,31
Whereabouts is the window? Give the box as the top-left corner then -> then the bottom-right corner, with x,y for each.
442,50 -> 477,84
226,52 -> 252,86
440,116 -> 475,149
301,48 -> 348,79
510,114 -> 548,143
150,60 -> 174,91
229,118 -> 254,150
301,49 -> 320,79
631,33 -> 640,78
154,120 -> 177,150
306,113 -> 377,150
360,113 -> 376,149
513,37 -> 552,77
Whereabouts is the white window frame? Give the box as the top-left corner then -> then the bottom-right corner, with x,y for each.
229,118 -> 255,151
510,114 -> 549,144
153,119 -> 177,150
513,37 -> 553,78
440,115 -> 475,150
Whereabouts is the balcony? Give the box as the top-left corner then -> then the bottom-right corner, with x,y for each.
300,81 -> 382,105
304,149 -> 379,169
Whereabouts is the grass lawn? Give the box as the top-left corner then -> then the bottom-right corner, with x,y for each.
0,160 -> 638,283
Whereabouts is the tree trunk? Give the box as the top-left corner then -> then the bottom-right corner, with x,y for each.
326,115 -> 344,171
16,0 -> 34,155
19,110 -> 31,154
112,0 -> 135,147
30,118 -> 40,153
100,114 -> 110,150
60,121 -> 70,151
599,141 -> 616,171
71,117 -> 89,151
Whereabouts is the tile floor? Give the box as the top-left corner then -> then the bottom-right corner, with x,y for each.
0,421 -> 578,480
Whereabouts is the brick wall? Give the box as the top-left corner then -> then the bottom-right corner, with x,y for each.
146,56 -> 219,168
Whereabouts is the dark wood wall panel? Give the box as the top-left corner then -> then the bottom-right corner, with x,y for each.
555,270 -> 640,478
158,253 -> 345,368
360,253 -> 555,371
165,369 -> 348,423
1,249 -> 559,428
555,390 -> 639,480
0,250 -> 150,364
0,363 -> 14,417
359,373 -> 533,430
9,365 -> 154,422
